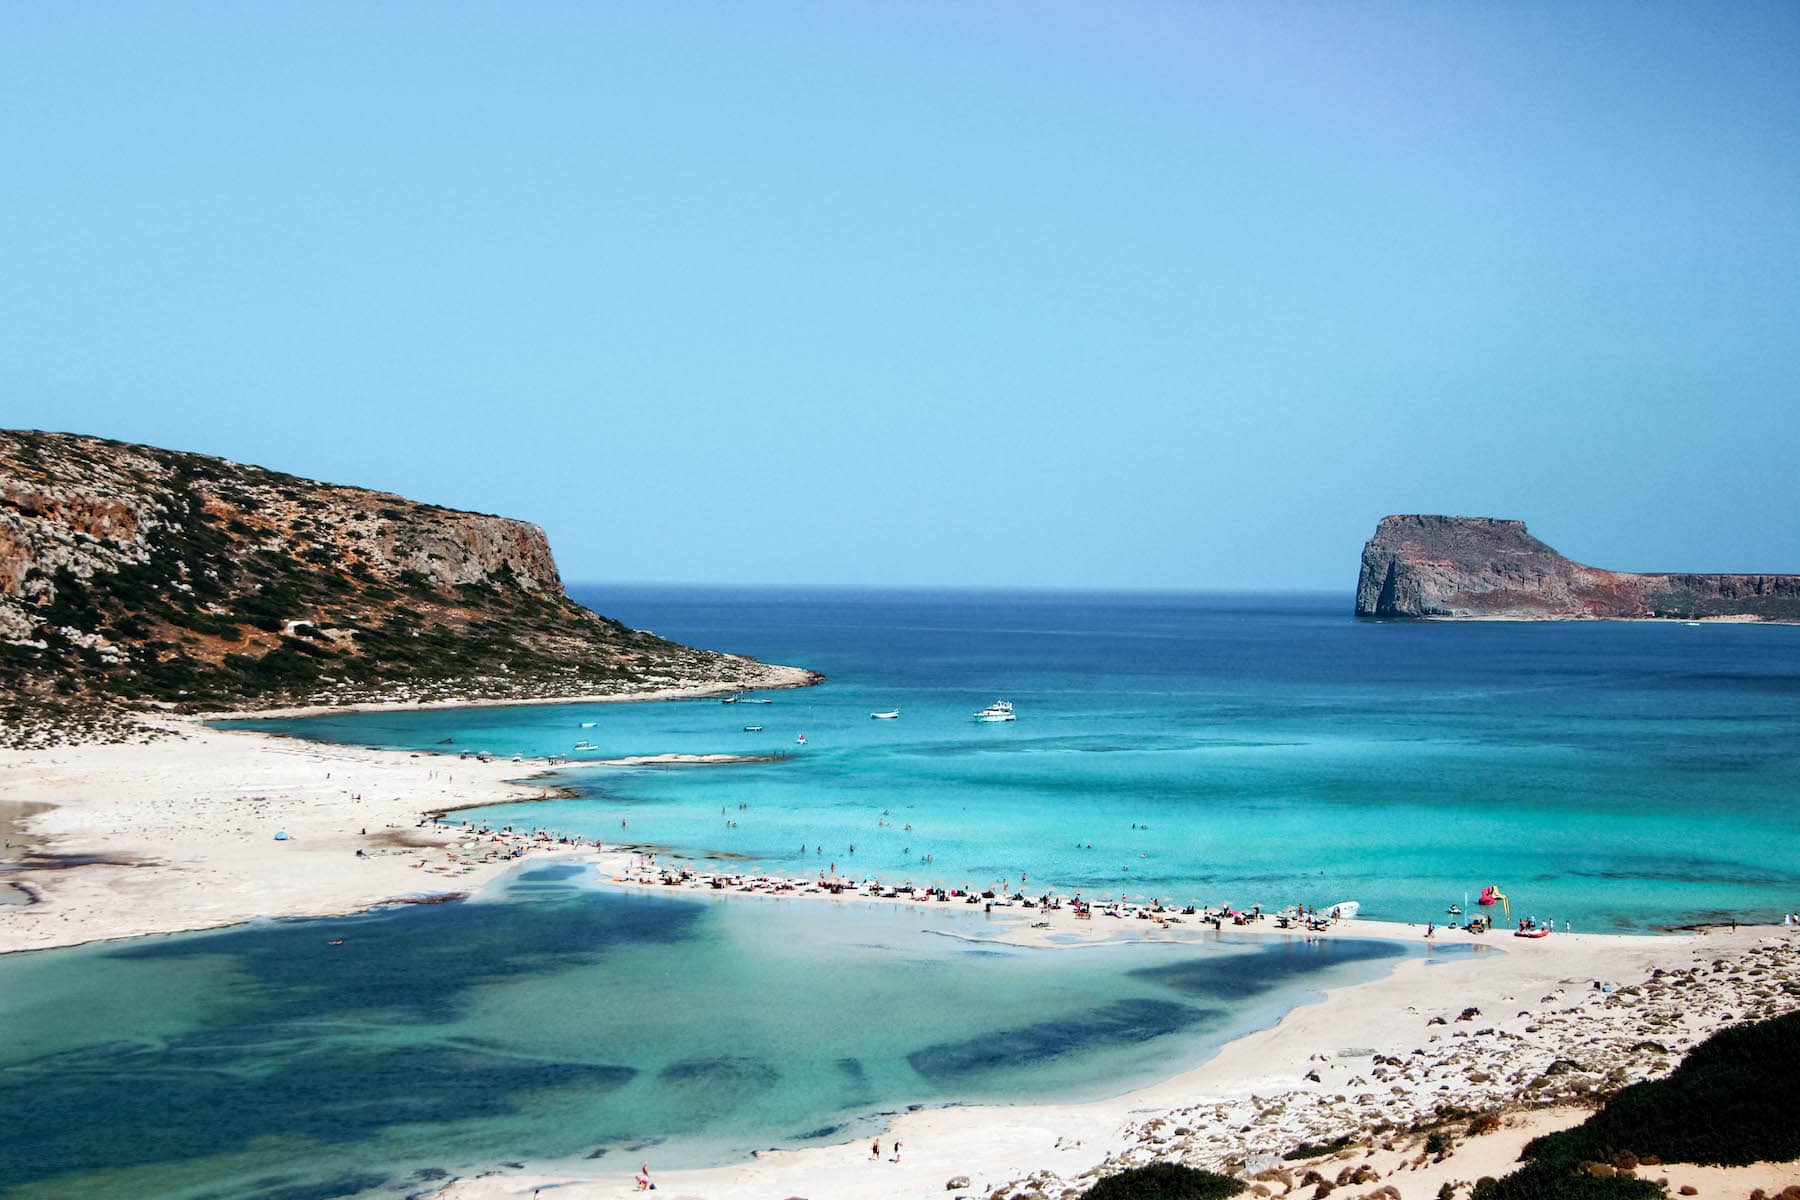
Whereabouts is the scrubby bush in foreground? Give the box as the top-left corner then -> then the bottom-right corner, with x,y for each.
1474,1009 -> 1800,1199
1080,1162 -> 1245,1200
1525,1008 -> 1800,1168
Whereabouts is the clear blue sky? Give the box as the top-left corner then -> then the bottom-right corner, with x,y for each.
4,3 -> 1797,589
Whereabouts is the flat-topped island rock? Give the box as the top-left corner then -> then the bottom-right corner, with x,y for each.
1355,514 -> 1800,622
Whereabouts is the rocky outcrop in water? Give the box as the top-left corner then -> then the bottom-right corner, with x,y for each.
1355,515 -> 1800,622
0,429 -> 813,715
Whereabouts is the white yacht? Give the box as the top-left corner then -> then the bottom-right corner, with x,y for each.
973,699 -> 1016,723
870,710 -> 900,720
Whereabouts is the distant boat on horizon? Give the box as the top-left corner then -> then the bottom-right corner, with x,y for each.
973,699 -> 1016,723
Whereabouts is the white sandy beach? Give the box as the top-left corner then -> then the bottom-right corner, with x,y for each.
2,703 -> 1796,1200
0,665 -> 815,956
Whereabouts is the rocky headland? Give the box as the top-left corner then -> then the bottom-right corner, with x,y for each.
1355,515 -> 1800,622
0,429 -> 815,743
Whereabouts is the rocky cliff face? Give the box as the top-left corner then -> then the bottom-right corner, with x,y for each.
1356,515 -> 1800,621
0,430 -> 811,714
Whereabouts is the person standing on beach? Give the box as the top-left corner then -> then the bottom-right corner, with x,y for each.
871,1139 -> 880,1160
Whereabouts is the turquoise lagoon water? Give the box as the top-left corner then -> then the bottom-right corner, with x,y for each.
0,865 -> 1420,1199
12,587 -> 1796,1199
245,588 -> 1800,931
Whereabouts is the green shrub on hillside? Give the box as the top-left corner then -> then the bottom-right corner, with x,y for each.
1525,1009 -> 1800,1168
1080,1163 -> 1245,1200
1474,1009 -> 1800,1200
1470,1161 -> 1662,1200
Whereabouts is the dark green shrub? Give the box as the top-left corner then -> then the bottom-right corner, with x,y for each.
1475,1010 -> 1800,1200
1470,1161 -> 1660,1200
1525,1009 -> 1800,1168
1284,1135 -> 1351,1160
1080,1163 -> 1245,1200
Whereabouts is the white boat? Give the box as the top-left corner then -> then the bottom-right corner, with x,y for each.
573,741 -> 599,751
579,721 -> 597,728
743,725 -> 763,732
721,694 -> 740,704
871,710 -> 900,720
973,699 -> 1016,723
1326,900 -> 1360,920
796,732 -> 807,744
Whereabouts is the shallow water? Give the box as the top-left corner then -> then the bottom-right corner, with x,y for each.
241,588 -> 1800,931
0,866 -> 1414,1198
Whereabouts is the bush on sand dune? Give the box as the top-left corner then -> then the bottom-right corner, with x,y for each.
1080,1163 -> 1245,1200
1474,1009 -> 1800,1200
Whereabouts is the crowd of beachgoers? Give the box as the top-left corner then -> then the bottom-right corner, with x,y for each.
429,809 -> 1387,937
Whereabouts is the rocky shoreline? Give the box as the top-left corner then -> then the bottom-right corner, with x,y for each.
1010,938 -> 1800,1200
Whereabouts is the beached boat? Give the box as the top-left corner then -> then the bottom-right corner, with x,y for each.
973,699 -> 1016,722
870,710 -> 899,719
1326,900 -> 1360,920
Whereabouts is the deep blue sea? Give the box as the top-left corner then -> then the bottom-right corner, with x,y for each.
252,586 -> 1800,932
6,587 -> 1799,1199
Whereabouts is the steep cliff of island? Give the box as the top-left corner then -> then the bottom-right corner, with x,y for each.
1355,515 -> 1800,622
0,430 -> 814,720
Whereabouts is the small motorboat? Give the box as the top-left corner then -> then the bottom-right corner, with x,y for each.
573,741 -> 599,751
871,710 -> 900,720
579,721 -> 597,728
1326,900 -> 1360,920
721,694 -> 740,704
743,725 -> 763,732
1447,904 -> 1462,916
796,732 -> 807,744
